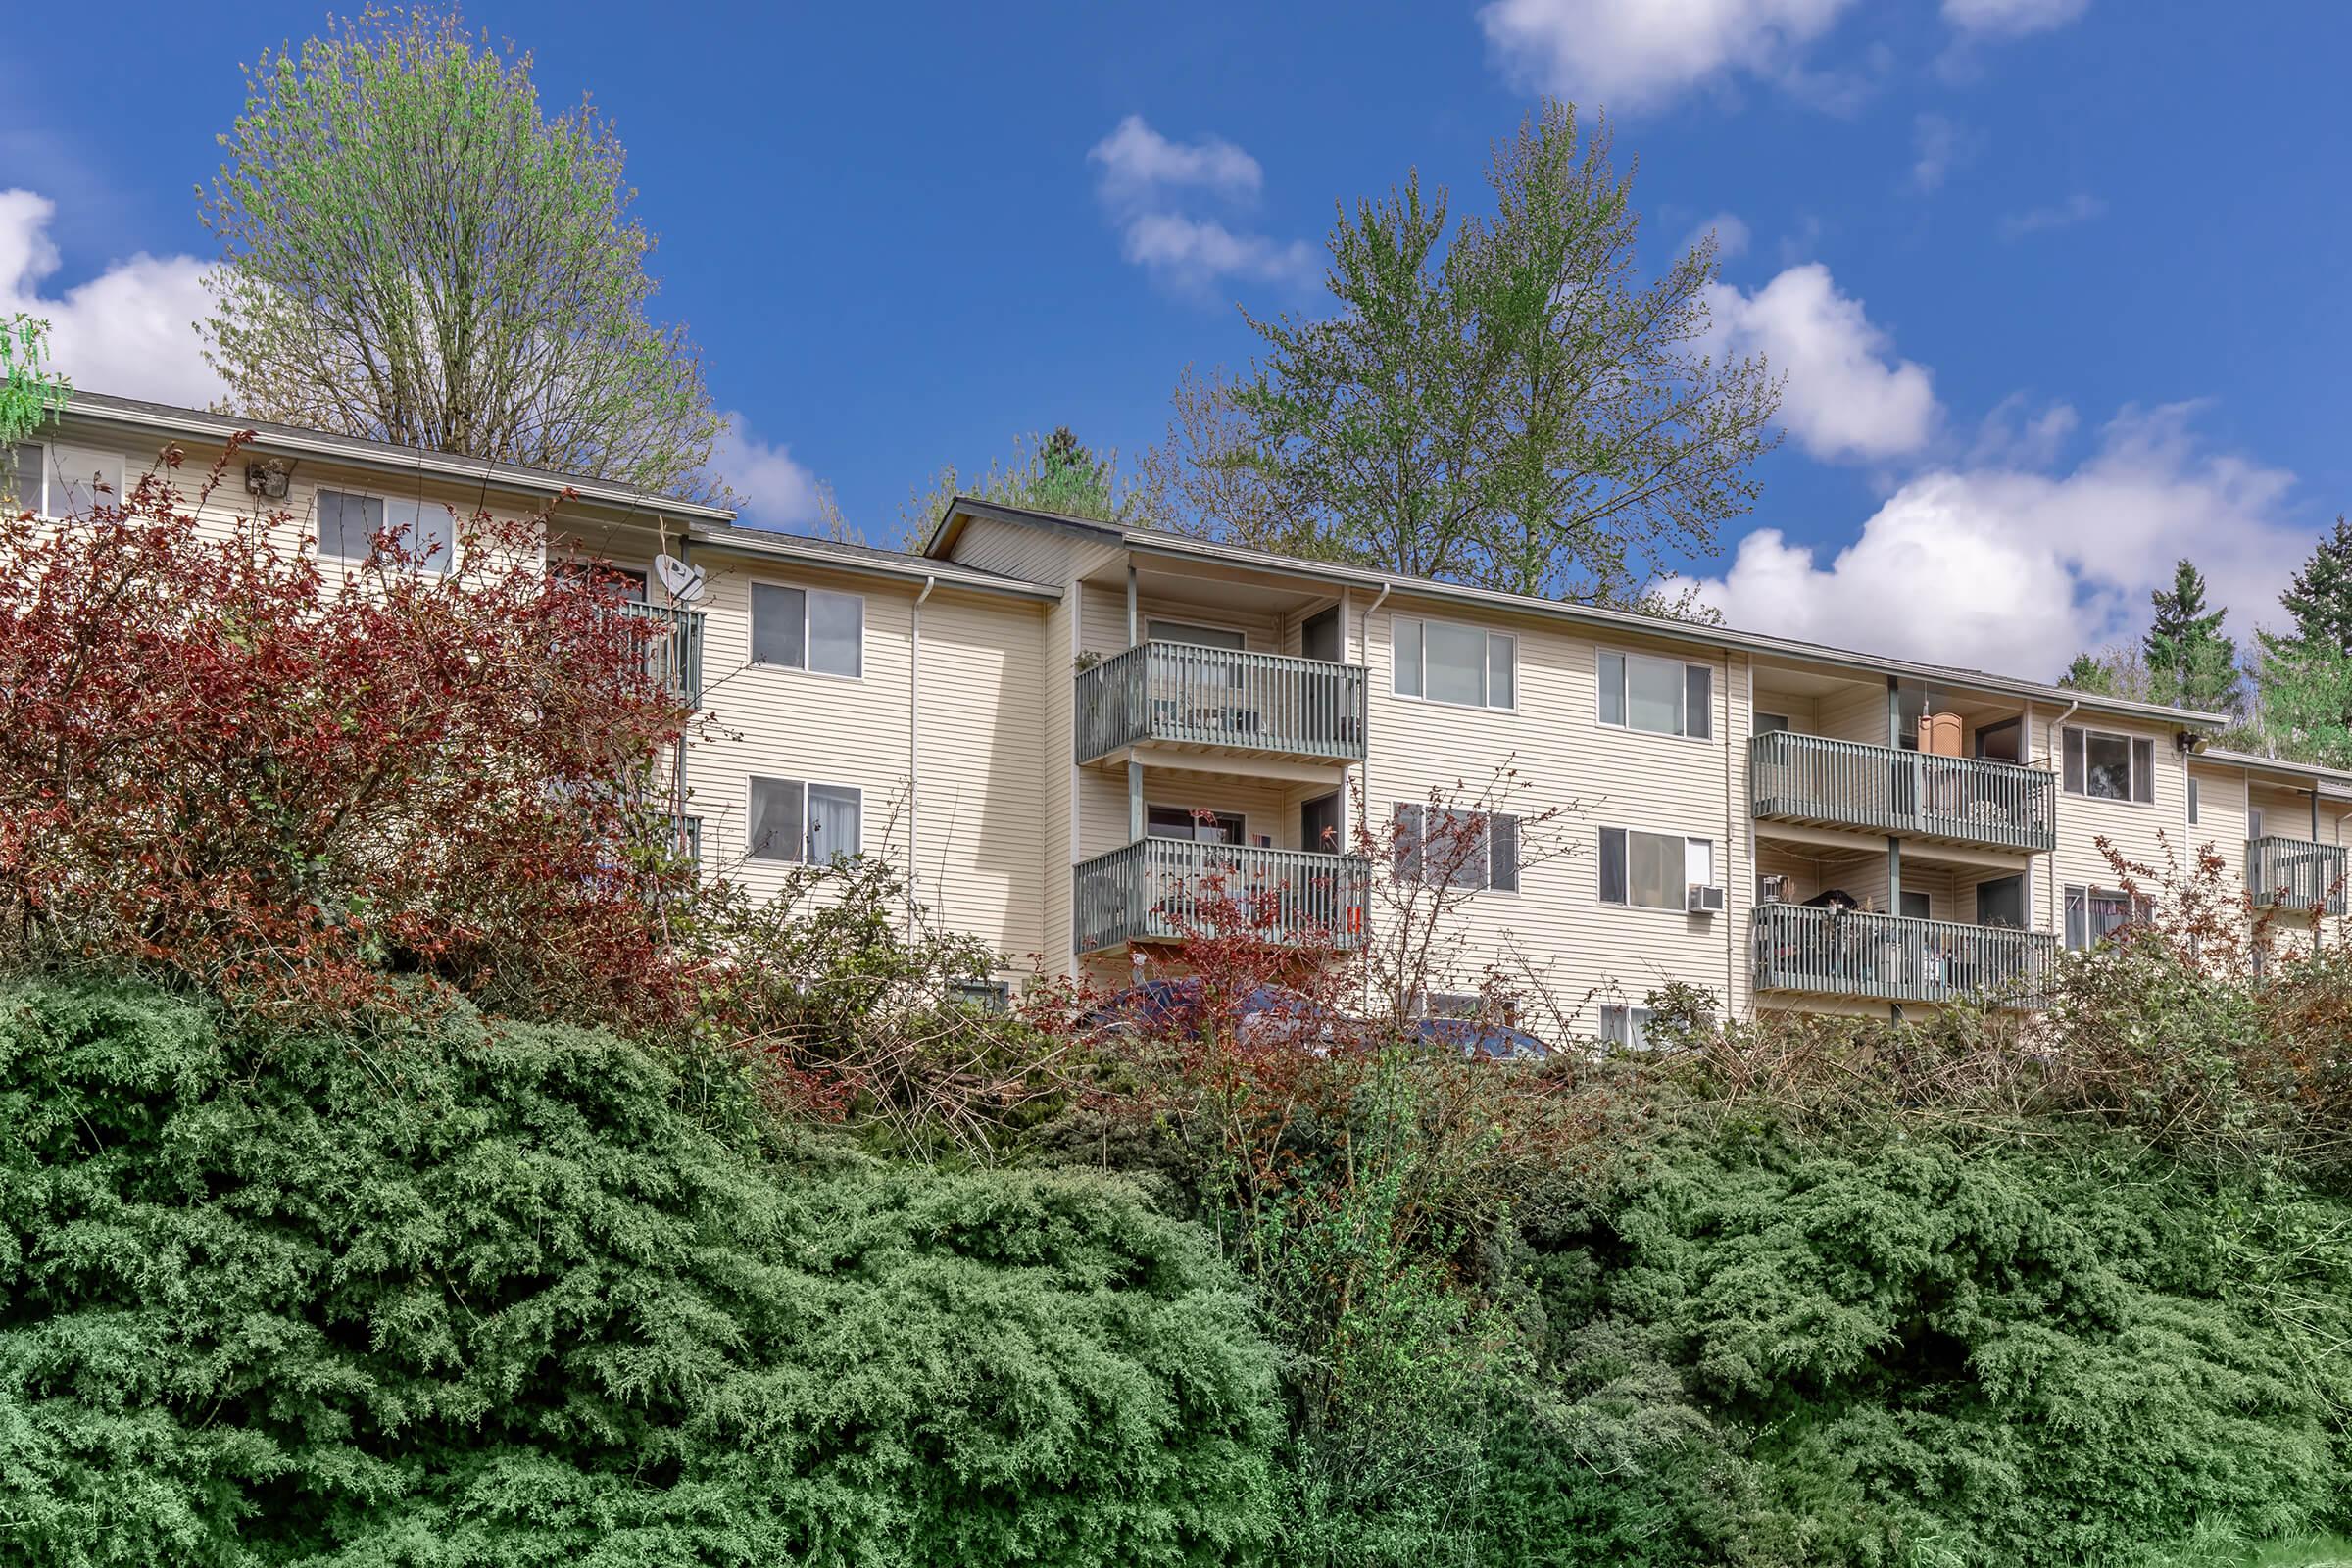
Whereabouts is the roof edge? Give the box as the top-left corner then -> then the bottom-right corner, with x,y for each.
687,523 -> 1061,600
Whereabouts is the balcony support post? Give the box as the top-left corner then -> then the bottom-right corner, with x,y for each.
1886,833 -> 1903,1025
1128,757 -> 1144,843
1126,565 -> 1138,649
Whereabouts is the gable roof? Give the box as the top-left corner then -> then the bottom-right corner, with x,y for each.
685,521 -> 1060,600
925,496 -> 2234,729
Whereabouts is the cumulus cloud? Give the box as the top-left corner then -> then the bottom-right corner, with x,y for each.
1910,113 -> 1971,192
1999,193 -> 2106,239
1943,0 -> 2091,38
1087,116 -> 1313,296
1684,405 -> 2307,678
1478,0 -> 1861,113
0,189 -> 220,408
710,412 -> 824,529
1703,263 -> 1939,463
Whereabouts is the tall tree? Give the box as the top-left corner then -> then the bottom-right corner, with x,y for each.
199,9 -> 722,500
0,314 -> 68,450
898,427 -> 1144,549
1144,101 -> 1781,608
2140,559 -> 2242,712
2277,515 -> 2352,658
2250,517 -> 2352,764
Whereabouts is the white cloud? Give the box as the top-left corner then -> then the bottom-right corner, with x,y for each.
0,188 -> 220,408
1968,393 -> 2079,469
1685,405 -> 2306,678
1702,262 -> 1939,463
1478,0 -> 1861,113
2000,193 -> 2106,239
1911,113 -> 1966,192
710,412 -> 823,529
1682,211 -> 1751,261
1943,0 -> 2090,38
1087,117 -> 1313,296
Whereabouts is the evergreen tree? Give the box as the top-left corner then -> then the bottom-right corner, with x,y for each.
2278,515 -> 2352,658
2140,559 -> 2242,712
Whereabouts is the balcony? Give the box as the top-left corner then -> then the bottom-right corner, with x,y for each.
1751,904 -> 2056,1007
1075,642 -> 1367,765
621,601 -> 708,707
1073,838 -> 1370,955
2246,836 -> 2348,915
1749,731 -> 2056,853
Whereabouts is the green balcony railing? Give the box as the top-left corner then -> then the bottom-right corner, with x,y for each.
1074,838 -> 1370,955
621,601 -> 708,707
1075,641 -> 1367,764
1749,730 -> 2057,852
1751,903 -> 2055,1006
2246,836 -> 2348,915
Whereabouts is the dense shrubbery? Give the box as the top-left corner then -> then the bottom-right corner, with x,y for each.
0,980 -> 1279,1567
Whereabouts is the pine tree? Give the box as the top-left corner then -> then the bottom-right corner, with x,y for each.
2141,559 -> 2241,712
2278,515 -> 2352,658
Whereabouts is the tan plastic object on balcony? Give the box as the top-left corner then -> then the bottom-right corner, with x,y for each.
1922,710 -> 1964,758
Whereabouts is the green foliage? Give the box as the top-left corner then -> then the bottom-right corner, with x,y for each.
2278,517 -> 2352,660
200,8 -> 721,500
0,979 -> 1279,1566
0,313 -> 69,451
2143,559 -> 2244,712
897,425 -> 1148,547
1145,100 -> 1781,609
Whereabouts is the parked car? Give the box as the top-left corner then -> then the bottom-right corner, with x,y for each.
1087,978 -> 1341,1046
1405,1014 -> 1551,1062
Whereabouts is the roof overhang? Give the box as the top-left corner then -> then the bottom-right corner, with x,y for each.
690,521 -> 1060,600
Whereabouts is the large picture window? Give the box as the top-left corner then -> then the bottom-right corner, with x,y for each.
752,583 -> 864,677
2064,885 -> 2143,951
1392,615 -> 1514,710
3,440 -> 125,518
2062,726 -> 2154,803
748,776 -> 862,864
1598,826 -> 1711,910
1393,804 -> 1520,891
1597,649 -> 1712,739
318,489 -> 452,573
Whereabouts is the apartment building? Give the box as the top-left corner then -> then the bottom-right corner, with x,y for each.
16,392 -> 2350,1032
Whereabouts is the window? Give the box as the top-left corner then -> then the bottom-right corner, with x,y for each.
1599,1004 -> 1654,1049
747,776 -> 861,864
1,442 -> 37,510
1599,827 -> 1710,910
317,489 -> 452,572
2064,885 -> 2142,951
1420,992 -> 1484,1019
949,978 -> 1011,1011
1598,650 -> 1712,739
1899,890 -> 1932,921
46,443 -> 123,516
1148,805 -> 1245,844
1755,711 -> 1790,734
1393,804 -> 1519,891
1392,615 -> 1514,709
752,583 -> 863,677
2062,726 -> 2154,803
2187,775 -> 2200,824
1147,618 -> 1246,650
2250,807 -> 2266,840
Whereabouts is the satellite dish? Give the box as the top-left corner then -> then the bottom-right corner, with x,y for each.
654,553 -> 708,605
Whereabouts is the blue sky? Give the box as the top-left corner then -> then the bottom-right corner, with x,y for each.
4,0 -> 2346,678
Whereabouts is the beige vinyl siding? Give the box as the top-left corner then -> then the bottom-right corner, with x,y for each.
1817,682 -> 1891,746
1041,545 -> 1123,975
1078,579 -> 1286,659
2045,712 -> 2186,935
946,515 -> 1074,584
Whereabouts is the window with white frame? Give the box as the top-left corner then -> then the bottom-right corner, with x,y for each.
2063,885 -> 2144,951
1598,826 -> 1711,910
1,443 -> 38,510
949,978 -> 1011,1011
1419,991 -> 1484,1019
1597,649 -> 1712,739
317,489 -> 452,573
747,776 -> 861,863
2062,726 -> 2154,803
1392,615 -> 1514,710
1598,1004 -> 1655,1049
1392,803 -> 1519,891
4,440 -> 125,518
752,583 -> 863,677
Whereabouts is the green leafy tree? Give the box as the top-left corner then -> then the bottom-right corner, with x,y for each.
899,425 -> 1145,548
199,8 -> 723,500
0,314 -> 68,454
2141,558 -> 2242,712
1144,101 -> 1782,608
2250,518 -> 2352,764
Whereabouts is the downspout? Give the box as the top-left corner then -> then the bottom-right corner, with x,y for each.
2042,697 -> 2082,938
910,575 -> 936,935
674,533 -> 694,880
1359,581 -> 1394,1017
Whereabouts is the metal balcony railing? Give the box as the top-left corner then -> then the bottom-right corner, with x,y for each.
1749,731 -> 2057,852
1073,838 -> 1370,955
1751,903 -> 2056,1006
621,601 -> 707,707
2246,836 -> 2348,915
1075,641 -> 1367,763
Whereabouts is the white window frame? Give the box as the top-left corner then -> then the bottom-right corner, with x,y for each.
750,579 -> 866,679
1598,1004 -> 1656,1050
2187,775 -> 2200,825
1597,646 -> 1714,741
1146,803 -> 1250,845
1598,825 -> 1713,912
948,977 -> 1011,1011
745,775 -> 863,865
315,486 -> 456,575
2063,884 -> 2144,952
2062,725 -> 2155,805
1390,614 -> 1516,711
1391,803 -> 1521,893
7,439 -> 127,521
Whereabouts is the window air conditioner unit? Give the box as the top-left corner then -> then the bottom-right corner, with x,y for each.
1687,883 -> 1726,914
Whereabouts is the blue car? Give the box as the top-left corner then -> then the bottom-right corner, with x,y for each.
1406,1015 -> 1551,1062
1088,979 -> 1338,1045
